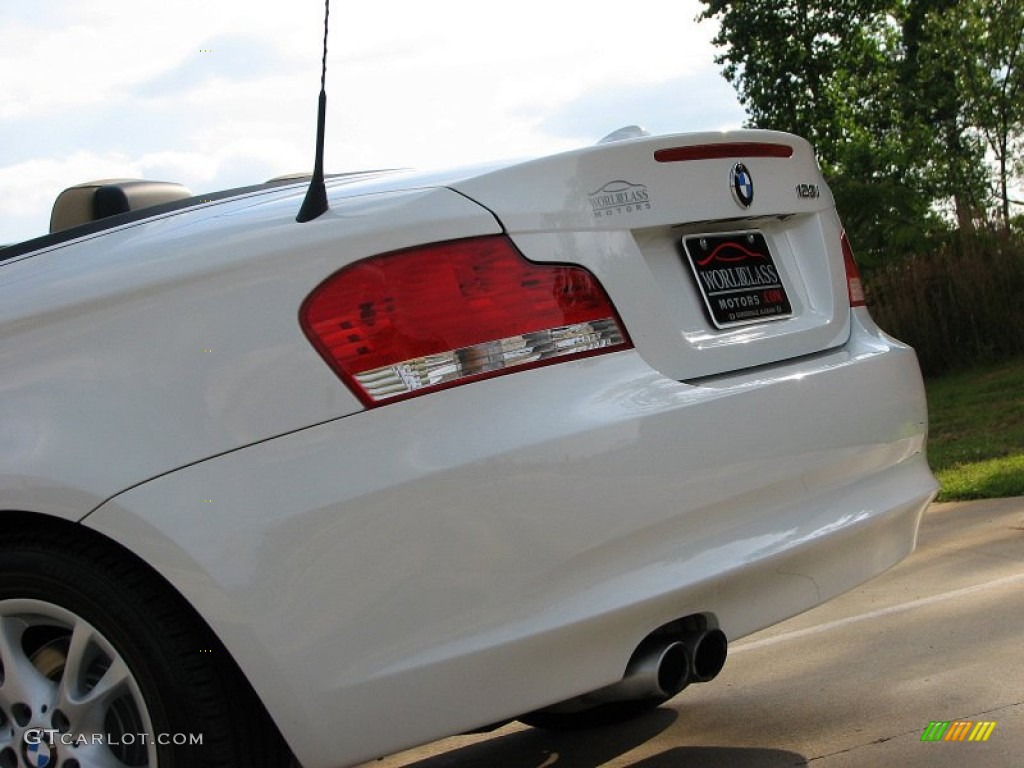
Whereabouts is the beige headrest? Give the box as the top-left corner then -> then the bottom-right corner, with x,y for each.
50,179 -> 193,233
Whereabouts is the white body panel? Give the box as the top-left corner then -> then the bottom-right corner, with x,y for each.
0,187 -> 499,516
86,311 -> 934,768
1,130 -> 938,768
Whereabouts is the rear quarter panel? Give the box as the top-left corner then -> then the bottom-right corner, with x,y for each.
0,187 -> 499,519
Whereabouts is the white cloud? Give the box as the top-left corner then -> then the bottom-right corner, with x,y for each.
0,4 -> 227,120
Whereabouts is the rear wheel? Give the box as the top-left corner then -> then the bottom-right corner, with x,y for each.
0,530 -> 294,767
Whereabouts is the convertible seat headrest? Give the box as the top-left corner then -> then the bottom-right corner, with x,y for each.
50,179 -> 193,233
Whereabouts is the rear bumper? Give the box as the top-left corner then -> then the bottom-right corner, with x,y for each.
86,309 -> 937,768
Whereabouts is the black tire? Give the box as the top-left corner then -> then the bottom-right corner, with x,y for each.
0,528 -> 295,768
518,695 -> 669,731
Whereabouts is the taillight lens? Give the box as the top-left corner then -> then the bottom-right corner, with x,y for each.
841,231 -> 866,307
300,236 -> 632,406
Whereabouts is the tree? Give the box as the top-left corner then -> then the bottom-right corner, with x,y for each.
696,1 -> 893,162
927,0 -> 1024,225
897,0 -> 991,232
696,0 -> 1021,258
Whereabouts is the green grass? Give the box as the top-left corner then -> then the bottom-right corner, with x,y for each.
926,357 -> 1024,501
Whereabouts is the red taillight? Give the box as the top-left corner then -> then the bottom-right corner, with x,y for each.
300,236 -> 632,406
654,142 -> 794,163
841,231 -> 866,307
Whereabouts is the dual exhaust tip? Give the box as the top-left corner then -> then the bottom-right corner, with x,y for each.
535,626 -> 729,716
615,628 -> 728,703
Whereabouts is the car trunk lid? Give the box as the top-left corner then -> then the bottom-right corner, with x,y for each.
450,130 -> 852,381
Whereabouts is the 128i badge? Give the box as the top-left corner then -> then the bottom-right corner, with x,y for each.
682,231 -> 793,328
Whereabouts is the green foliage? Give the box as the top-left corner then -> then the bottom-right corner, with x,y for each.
925,357 -> 1024,500
924,0 -> 1024,225
827,153 -> 942,270
934,456 -> 1024,501
866,229 -> 1024,374
697,0 -> 1023,257
697,1 -> 897,164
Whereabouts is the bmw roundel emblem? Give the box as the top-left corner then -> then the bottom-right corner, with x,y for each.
730,162 -> 754,208
24,740 -> 52,768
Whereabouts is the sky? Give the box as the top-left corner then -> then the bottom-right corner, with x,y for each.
0,1 -> 746,245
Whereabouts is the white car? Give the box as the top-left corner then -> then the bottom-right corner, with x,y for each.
0,130 -> 937,768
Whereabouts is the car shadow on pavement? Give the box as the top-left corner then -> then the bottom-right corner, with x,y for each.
629,746 -> 807,767
388,709 -> 807,768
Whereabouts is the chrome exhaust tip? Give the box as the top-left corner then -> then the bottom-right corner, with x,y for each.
624,638 -> 692,698
683,627 -> 728,683
518,622 -> 729,722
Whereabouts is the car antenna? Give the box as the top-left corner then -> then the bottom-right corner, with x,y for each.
296,0 -> 331,223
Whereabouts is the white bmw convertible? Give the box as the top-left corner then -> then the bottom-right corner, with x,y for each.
0,130 -> 937,768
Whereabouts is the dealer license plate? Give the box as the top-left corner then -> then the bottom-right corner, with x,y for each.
682,231 -> 793,329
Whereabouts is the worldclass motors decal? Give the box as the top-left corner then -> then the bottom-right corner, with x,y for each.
588,180 -> 652,219
682,231 -> 793,328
